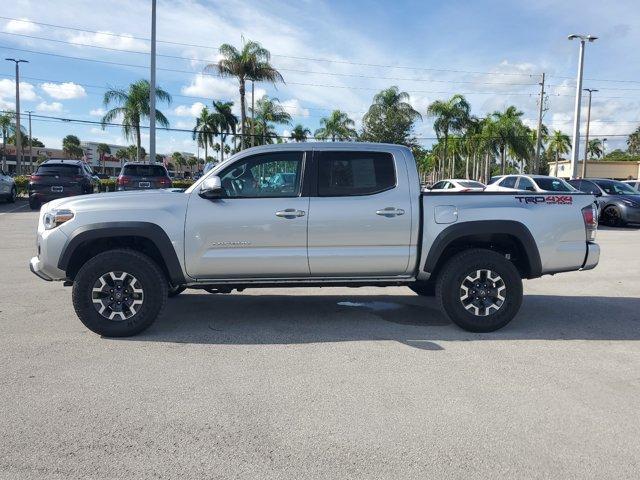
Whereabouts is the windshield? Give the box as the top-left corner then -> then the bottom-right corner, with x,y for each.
36,164 -> 81,176
122,165 -> 168,177
534,177 -> 575,192
594,179 -> 638,195
458,181 -> 484,188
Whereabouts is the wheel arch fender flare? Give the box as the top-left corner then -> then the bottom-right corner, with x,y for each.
58,221 -> 185,285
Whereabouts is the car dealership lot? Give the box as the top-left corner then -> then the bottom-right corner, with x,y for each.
1,203 -> 639,479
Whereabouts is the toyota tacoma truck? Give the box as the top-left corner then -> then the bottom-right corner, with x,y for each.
29,143 -> 600,336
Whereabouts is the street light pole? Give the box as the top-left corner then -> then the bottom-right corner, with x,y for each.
5,58 -> 28,175
534,72 -> 546,174
568,34 -> 597,179
581,88 -> 597,178
149,0 -> 157,164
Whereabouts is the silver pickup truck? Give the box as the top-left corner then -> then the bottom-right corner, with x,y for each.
30,143 -> 599,337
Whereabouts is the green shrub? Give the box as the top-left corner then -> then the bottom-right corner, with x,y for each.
13,175 -> 30,195
99,179 -> 117,192
172,179 -> 194,189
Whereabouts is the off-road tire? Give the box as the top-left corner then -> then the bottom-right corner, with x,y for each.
72,248 -> 168,337
29,197 -> 40,210
435,248 -> 523,333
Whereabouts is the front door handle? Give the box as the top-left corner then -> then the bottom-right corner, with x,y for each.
376,207 -> 405,217
275,208 -> 306,219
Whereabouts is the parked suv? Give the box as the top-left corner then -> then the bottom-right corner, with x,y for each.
568,178 -> 640,226
28,160 -> 97,210
117,163 -> 172,191
0,168 -> 17,203
486,174 -> 575,193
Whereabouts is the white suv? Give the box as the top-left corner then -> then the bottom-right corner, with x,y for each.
485,175 -> 576,193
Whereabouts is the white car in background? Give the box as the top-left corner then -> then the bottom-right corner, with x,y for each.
426,179 -> 486,192
0,168 -> 17,203
485,174 -> 576,193
623,180 -> 640,191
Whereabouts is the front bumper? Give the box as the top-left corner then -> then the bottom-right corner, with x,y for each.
30,256 -> 53,281
581,242 -> 600,271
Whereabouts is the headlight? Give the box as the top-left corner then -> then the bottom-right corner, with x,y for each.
43,209 -> 74,230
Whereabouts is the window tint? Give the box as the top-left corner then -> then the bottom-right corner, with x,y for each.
219,151 -> 303,198
500,176 -> 517,188
318,151 -> 395,196
431,181 -> 445,190
458,181 -> 484,188
517,177 -> 536,192
534,177 -> 574,192
36,164 -> 82,176
122,165 -> 168,177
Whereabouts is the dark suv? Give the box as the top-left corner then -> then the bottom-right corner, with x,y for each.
28,160 -> 97,210
568,178 -> 640,226
117,163 -> 172,191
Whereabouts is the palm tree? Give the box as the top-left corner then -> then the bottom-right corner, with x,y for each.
548,130 -> 572,176
96,143 -> 111,172
213,143 -> 221,162
587,138 -> 603,159
490,106 -> 532,175
250,96 -> 291,145
187,156 -> 197,172
361,86 -> 422,145
171,152 -> 184,173
115,148 -> 128,168
211,100 -> 238,164
291,124 -> 311,142
205,40 -> 283,149
62,135 -> 83,159
102,79 -> 171,161
0,112 -> 16,171
627,126 -> 640,155
192,106 -> 218,164
427,94 -> 471,178
315,110 -> 357,141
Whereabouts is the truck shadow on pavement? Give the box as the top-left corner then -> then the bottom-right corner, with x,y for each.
126,292 -> 640,350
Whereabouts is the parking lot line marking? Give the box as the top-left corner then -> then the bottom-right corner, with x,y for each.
0,203 -> 28,216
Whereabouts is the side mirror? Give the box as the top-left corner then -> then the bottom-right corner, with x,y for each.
199,176 -> 224,199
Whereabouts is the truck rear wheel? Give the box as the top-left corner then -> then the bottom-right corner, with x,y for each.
72,249 -> 168,337
435,248 -> 522,332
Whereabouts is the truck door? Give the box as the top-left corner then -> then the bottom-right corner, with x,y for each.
184,151 -> 310,279
307,150 -> 413,276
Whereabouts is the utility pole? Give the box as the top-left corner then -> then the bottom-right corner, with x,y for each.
581,88 -> 598,178
27,110 -> 33,173
534,72 -> 546,174
602,138 -> 607,159
5,58 -> 28,174
149,0 -> 157,164
568,34 -> 597,179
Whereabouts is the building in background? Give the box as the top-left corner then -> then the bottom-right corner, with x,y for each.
1,145 -> 66,174
550,160 -> 639,180
81,141 -> 130,176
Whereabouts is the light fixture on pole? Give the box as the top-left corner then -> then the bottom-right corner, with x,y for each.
5,58 -> 29,175
567,34 -> 597,179
581,88 -> 598,178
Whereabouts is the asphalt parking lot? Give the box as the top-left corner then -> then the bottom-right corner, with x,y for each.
1,199 -> 639,479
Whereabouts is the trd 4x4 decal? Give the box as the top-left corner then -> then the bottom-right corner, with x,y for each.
515,195 -> 573,205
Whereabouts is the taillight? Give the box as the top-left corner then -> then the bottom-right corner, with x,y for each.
30,175 -> 42,182
582,204 -> 598,242
160,177 -> 172,187
74,175 -> 84,181
117,175 -> 131,186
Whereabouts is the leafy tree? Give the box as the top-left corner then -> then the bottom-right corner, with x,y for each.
102,79 -> 171,161
96,143 -> 111,171
250,96 -> 291,145
360,86 -> 422,146
427,94 -> 471,178
205,40 -> 283,149
62,135 -> 83,159
211,100 -> 238,163
547,130 -> 571,175
627,126 -> 640,155
315,110 -> 357,141
290,124 -> 311,142
192,106 -> 217,163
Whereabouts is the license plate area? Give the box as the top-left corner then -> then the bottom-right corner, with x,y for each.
51,186 -> 63,193
139,182 -> 150,188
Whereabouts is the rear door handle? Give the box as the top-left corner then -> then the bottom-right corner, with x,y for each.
376,207 -> 405,217
275,208 -> 306,219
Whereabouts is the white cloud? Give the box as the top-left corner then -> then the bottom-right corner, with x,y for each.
4,18 -> 40,34
280,98 -> 309,118
41,82 -> 87,100
174,102 -> 206,117
181,75 -> 238,100
66,31 -> 147,51
0,79 -> 37,102
89,107 -> 106,117
36,101 -> 64,113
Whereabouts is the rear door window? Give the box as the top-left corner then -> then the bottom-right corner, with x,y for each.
318,151 -> 396,196
499,176 -> 517,188
123,165 -> 168,177
517,177 -> 536,192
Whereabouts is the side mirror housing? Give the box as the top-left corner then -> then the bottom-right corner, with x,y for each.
199,176 -> 224,199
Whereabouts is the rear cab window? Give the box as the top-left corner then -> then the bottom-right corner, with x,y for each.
122,165 -> 168,177
317,151 -> 396,196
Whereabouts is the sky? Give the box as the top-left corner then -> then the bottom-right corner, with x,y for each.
0,0 -> 638,156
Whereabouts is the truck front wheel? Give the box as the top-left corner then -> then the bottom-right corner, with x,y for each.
435,249 -> 523,332
72,249 -> 168,337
